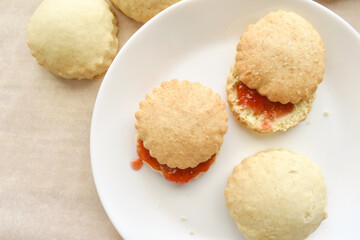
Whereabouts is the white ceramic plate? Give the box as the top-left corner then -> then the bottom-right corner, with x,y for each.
91,0 -> 360,239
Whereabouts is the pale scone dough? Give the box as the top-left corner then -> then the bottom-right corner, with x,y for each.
110,0 -> 181,23
226,65 -> 315,134
235,10 -> 325,104
27,0 -> 118,80
135,79 -> 228,169
225,149 -> 327,240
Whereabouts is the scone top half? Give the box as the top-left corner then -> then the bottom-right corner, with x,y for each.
27,0 -> 118,80
225,149 -> 327,240
135,79 -> 228,183
235,10 -> 325,104
110,0 -> 181,23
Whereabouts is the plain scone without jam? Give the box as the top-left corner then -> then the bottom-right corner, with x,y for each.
225,149 -> 327,240
27,0 -> 118,80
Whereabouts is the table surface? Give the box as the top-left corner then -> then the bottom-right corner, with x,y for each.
0,0 -> 359,239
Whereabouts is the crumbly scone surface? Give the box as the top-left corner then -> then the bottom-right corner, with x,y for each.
226,65 -> 314,134
135,79 -> 228,169
225,149 -> 327,240
235,10 -> 325,104
110,0 -> 180,23
27,0 -> 118,80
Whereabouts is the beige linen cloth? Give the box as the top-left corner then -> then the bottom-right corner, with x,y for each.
0,0 -> 358,239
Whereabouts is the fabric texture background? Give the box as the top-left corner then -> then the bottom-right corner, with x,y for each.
0,0 -> 358,239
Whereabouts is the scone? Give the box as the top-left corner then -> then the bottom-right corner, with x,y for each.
226,10 -> 325,133
133,79 -> 228,184
27,0 -> 118,80
110,0 -> 181,23
227,65 -> 316,134
225,149 -> 327,240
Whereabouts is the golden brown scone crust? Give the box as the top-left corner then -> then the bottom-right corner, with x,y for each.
235,10 -> 325,104
27,0 -> 118,80
135,79 -> 228,169
226,65 -> 314,134
110,0 -> 181,23
225,149 -> 327,240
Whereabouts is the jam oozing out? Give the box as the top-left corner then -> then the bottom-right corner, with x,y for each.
131,158 -> 143,171
236,82 -> 295,123
134,140 -> 216,184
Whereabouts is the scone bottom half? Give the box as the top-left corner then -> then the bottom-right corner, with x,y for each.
132,79 -> 228,184
226,65 -> 315,134
131,139 -> 217,184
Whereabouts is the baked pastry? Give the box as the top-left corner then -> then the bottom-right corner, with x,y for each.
134,79 -> 228,184
226,10 -> 325,133
27,0 -> 118,80
110,0 -> 181,23
225,149 -> 327,240
227,65 -> 315,134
